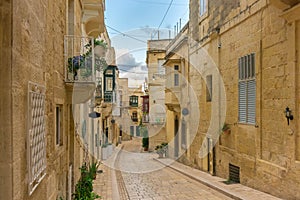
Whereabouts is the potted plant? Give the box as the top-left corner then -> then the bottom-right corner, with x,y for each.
222,123 -> 231,134
142,137 -> 149,151
67,39 -> 108,80
72,163 -> 100,200
89,161 -> 100,180
155,142 -> 168,158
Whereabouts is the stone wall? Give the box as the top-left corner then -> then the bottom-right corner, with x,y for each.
0,0 -> 13,199
2,0 -> 91,199
11,0 -> 69,199
186,0 -> 300,199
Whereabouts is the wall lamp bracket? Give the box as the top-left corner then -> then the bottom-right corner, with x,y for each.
285,107 -> 293,125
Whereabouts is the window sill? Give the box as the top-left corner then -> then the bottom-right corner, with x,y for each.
199,11 -> 208,24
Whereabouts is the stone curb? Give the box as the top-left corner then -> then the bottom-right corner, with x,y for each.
154,158 -> 282,200
153,158 -> 243,200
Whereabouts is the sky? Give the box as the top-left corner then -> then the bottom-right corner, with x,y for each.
104,0 -> 189,87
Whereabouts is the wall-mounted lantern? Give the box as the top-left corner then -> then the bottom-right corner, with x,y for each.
285,107 -> 293,125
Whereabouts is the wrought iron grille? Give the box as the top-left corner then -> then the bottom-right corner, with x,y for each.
27,82 -> 46,195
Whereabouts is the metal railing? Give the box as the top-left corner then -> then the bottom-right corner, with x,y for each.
64,35 -> 95,82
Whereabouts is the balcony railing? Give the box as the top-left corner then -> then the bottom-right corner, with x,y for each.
64,35 -> 95,82
129,102 -> 138,107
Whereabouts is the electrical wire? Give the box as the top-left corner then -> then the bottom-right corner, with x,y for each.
118,67 -> 148,74
106,25 -> 147,44
152,0 -> 174,39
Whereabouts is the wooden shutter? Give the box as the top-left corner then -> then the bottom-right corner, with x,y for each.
239,81 -> 247,123
247,79 -> 256,124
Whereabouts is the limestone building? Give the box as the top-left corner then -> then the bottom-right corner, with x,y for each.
162,0 -> 300,199
0,0 -> 113,199
146,39 -> 172,150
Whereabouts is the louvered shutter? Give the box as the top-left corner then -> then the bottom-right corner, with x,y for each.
247,80 -> 256,124
136,126 -> 140,136
239,81 -> 247,123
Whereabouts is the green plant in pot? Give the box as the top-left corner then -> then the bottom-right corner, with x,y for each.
89,161 -> 100,180
155,142 -> 168,158
67,39 -> 108,80
222,123 -> 231,134
142,137 -> 149,151
72,163 -> 100,200
139,123 -> 149,151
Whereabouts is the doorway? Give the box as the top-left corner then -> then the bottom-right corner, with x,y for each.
174,116 -> 179,158
207,137 -> 216,175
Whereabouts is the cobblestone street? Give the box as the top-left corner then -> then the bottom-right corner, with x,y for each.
94,138 -> 282,200
114,139 -> 233,200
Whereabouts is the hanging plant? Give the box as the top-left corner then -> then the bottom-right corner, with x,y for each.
67,39 -> 108,79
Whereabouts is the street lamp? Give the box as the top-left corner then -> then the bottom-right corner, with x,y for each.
285,107 -> 293,125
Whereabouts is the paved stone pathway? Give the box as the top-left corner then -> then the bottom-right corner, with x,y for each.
93,164 -> 113,200
94,138 -> 281,200
116,139 -> 233,200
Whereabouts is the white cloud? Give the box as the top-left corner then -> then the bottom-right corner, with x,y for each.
116,49 -> 147,87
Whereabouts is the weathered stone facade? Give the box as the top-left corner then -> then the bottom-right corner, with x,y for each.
0,0 -> 108,199
173,0 -> 300,199
146,40 -> 171,150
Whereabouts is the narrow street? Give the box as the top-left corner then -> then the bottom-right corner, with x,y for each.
111,138 -> 233,200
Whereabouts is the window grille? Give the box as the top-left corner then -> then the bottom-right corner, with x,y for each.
27,82 -> 46,195
238,53 -> 256,124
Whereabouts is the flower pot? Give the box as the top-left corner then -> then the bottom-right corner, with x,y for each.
223,129 -> 231,134
158,152 -> 164,158
95,45 -> 106,57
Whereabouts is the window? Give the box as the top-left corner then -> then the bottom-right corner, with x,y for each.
174,65 -> 179,71
206,75 -> 212,102
55,105 -> 63,146
27,82 -> 46,195
238,53 -> 256,124
174,74 -> 179,86
129,95 -> 138,107
131,111 -> 138,122
106,77 -> 113,91
200,0 -> 207,16
136,126 -> 140,136
130,126 -> 134,136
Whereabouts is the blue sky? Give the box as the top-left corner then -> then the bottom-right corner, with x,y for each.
104,0 -> 189,87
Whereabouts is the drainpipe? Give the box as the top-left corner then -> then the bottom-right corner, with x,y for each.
217,29 -> 221,176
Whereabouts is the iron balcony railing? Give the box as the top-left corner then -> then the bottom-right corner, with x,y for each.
64,35 -> 96,83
